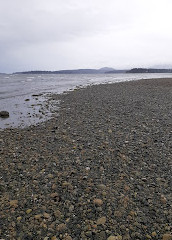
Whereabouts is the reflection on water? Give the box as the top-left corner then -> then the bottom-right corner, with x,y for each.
0,73 -> 172,129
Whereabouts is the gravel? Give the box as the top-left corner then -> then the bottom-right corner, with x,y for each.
0,78 -> 172,240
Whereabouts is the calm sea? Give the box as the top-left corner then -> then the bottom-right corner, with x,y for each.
0,73 -> 172,129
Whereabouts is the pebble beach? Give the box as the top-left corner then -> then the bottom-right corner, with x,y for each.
0,78 -> 172,240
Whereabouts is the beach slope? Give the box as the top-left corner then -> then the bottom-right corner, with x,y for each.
0,78 -> 172,239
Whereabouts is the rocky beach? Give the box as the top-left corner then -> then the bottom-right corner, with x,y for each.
0,78 -> 172,240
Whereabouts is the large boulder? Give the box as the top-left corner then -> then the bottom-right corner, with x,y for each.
0,111 -> 10,118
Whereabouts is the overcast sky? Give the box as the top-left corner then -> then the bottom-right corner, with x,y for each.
0,0 -> 172,73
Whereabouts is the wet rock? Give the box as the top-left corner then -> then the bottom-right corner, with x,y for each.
0,111 -> 9,118
32,93 -> 43,97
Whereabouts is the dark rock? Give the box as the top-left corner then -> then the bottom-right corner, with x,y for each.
94,231 -> 106,240
32,93 -> 43,97
0,111 -> 9,118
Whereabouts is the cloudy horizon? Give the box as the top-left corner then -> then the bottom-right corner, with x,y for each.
0,0 -> 172,73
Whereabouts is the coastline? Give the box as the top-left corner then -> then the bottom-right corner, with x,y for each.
0,78 -> 172,239
1,72 -> 172,129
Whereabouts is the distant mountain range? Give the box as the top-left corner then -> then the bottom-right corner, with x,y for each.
14,67 -> 172,74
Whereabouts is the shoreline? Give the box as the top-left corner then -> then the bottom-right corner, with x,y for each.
1,73 -> 172,129
0,78 -> 172,239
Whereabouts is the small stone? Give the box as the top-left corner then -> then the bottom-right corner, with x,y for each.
123,234 -> 131,240
54,209 -> 62,219
50,192 -> 59,200
43,212 -> 50,218
34,214 -> 42,220
124,185 -> 130,191
51,237 -> 58,240
107,236 -> 122,240
63,236 -> 72,240
131,232 -> 142,239
118,236 -> 123,240
50,192 -> 58,198
114,210 -> 123,218
9,200 -> 18,208
161,195 -> 167,204
95,231 -> 106,240
47,173 -> 53,178
129,211 -> 136,217
100,166 -> 104,171
151,232 -> 157,237
96,216 -> 106,225
85,231 -> 92,237
26,209 -> 32,214
102,191 -> 107,197
97,184 -> 106,190
66,218 -> 70,223
69,205 -> 74,212
56,223 -> 67,232
93,198 -> 103,206
62,181 -> 71,187
17,216 -> 22,221
52,184 -> 57,190
163,234 -> 172,240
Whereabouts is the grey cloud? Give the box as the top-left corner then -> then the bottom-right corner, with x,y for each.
0,0 -> 172,72
0,0 -> 140,43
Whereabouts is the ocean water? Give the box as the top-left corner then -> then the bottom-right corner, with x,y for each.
0,73 -> 172,129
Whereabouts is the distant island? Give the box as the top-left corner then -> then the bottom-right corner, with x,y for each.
14,67 -> 126,74
126,68 -> 172,73
13,67 -> 172,74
